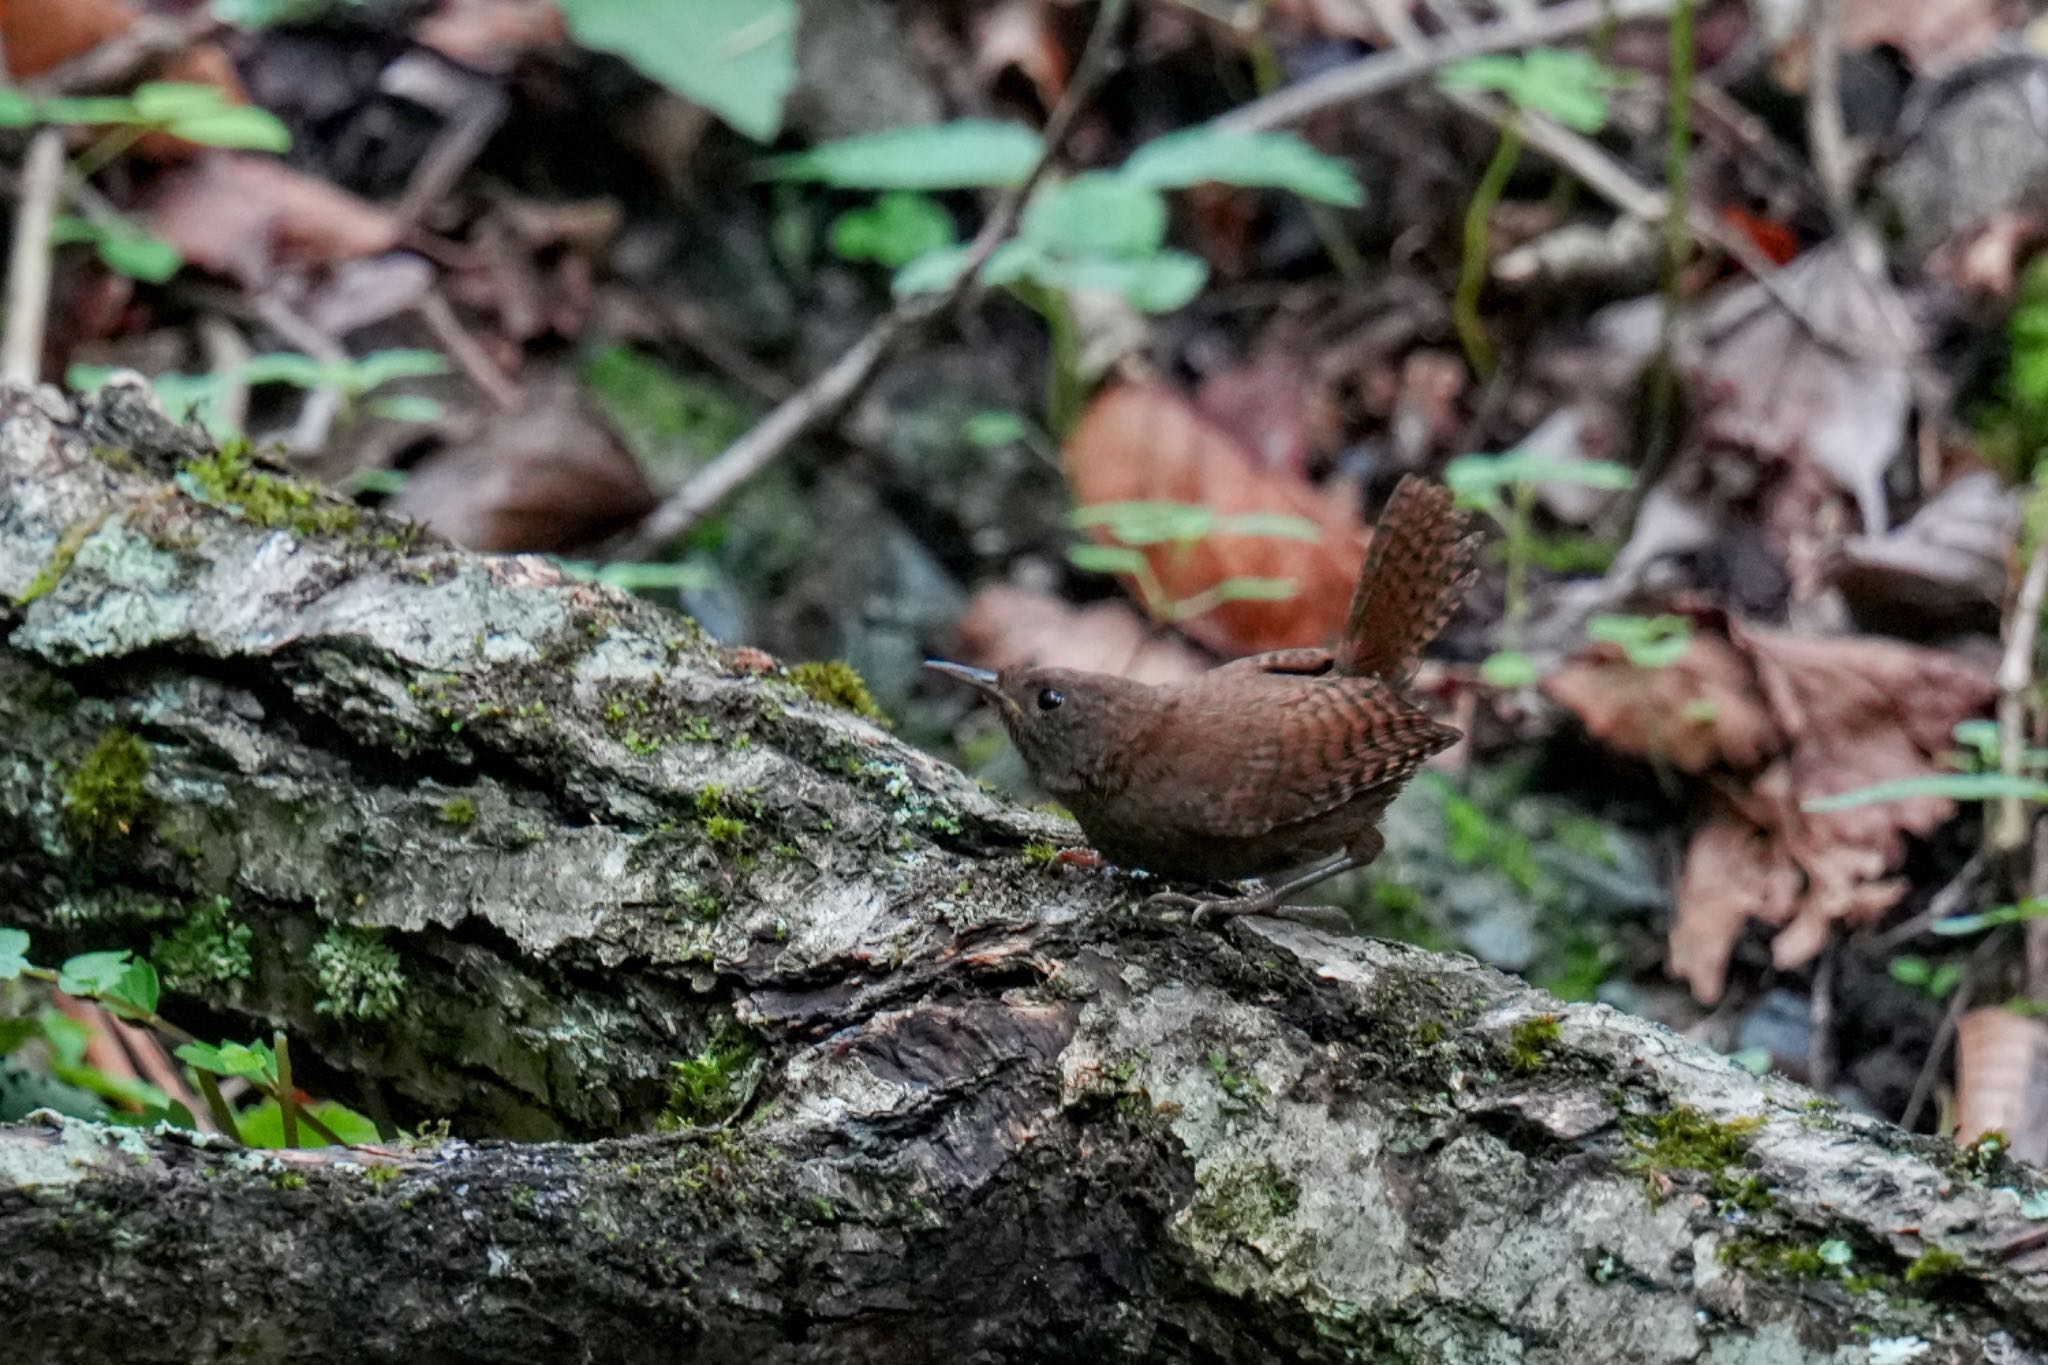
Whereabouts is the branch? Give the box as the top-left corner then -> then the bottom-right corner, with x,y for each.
4,387 -> 2048,1360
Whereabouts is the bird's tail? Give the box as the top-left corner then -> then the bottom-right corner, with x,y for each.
1340,476 -> 1480,682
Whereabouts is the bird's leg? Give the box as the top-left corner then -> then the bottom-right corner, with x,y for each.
1188,853 -> 1359,923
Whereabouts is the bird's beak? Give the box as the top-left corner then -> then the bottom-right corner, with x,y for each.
924,659 -> 1004,704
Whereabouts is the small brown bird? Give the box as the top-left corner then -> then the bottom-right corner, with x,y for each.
927,476 -> 1479,915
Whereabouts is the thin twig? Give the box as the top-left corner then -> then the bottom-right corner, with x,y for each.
611,0 -> 1131,560
25,9 -> 226,96
414,288 -> 520,412
1803,0 -> 1853,227
1,129 -> 66,386
276,1031 -> 300,1150
1219,0 -> 1675,133
1808,929 -> 1839,1093
1900,934 -> 2002,1131
252,293 -> 350,458
1992,521 -> 2048,855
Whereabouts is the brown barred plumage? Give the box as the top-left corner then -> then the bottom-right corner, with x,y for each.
927,475 -> 1477,911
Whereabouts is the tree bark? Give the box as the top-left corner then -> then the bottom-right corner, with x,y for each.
2,382 -> 2046,1363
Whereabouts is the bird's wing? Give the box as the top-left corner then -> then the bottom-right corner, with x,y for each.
1343,476 -> 1482,682
1145,677 -> 1459,839
1211,647 -> 1335,677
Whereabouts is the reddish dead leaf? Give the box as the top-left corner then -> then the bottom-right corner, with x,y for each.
142,153 -> 400,289
1955,1008 -> 2048,1162
415,0 -> 568,71
388,373 -> 654,552
953,583 -> 1208,685
1542,631 -> 1782,774
1670,801 -> 1804,1004
1675,625 -> 1991,1000
728,646 -> 777,675
1062,382 -> 1366,658
2,0 -> 137,78
1717,206 -> 1800,268
1554,614 -> 1993,1002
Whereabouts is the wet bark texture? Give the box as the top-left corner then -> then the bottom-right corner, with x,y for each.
2,383 -> 2047,1363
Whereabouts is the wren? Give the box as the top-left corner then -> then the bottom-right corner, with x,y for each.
927,476 -> 1479,915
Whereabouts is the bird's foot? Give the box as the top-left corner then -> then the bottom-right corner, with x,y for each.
1139,886 -> 1282,923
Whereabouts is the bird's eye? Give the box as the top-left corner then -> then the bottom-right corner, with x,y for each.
1036,687 -> 1065,712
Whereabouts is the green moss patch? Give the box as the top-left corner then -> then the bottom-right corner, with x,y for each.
310,926 -> 406,1022
177,442 -> 358,537
786,660 -> 888,725
1624,1104 -> 1768,1211
62,728 -> 152,841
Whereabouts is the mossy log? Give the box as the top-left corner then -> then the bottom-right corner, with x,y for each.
3,383 -> 2047,1363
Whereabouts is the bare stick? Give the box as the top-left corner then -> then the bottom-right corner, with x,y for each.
25,10 -> 225,96
2,129 -> 66,387
252,292 -> 349,458
1991,522 -> 2048,855
1219,0 -> 1675,133
611,0 -> 1130,560
1803,0 -> 1853,227
414,288 -> 519,412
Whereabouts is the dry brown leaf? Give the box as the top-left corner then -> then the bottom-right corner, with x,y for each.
1542,631 -> 1782,774
1692,239 -> 1922,539
1670,801 -> 1803,1002
953,584 -> 1208,685
1670,625 -> 1991,1000
1554,614 -> 1993,1002
972,0 -> 1068,110
388,374 -> 654,552
1955,1008 -> 2048,1161
1063,382 -> 1366,658
142,153 -> 401,289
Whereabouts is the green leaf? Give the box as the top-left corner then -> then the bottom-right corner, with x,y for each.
830,191 -> 957,268
764,119 -> 1040,188
1121,128 -> 1364,207
175,1038 -> 279,1084
1481,650 -> 1540,688
368,395 -> 444,424
35,96 -> 138,128
39,1010 -> 90,1067
1445,451 -> 1637,495
1020,173 -> 1168,259
560,0 -> 795,142
552,558 -> 717,591
1889,955 -> 1932,986
239,353 -> 328,388
95,227 -> 183,283
1213,511 -> 1324,541
346,348 -> 451,391
57,950 -> 135,999
0,928 -> 30,981
1953,718 -> 2003,766
130,83 -> 291,151
0,88 -> 36,127
51,1059 -> 169,1111
211,0 -> 351,28
1587,613 -> 1693,669
1930,897 -> 2048,937
1035,251 -> 1207,312
891,244 -> 975,296
1210,576 -> 1299,602
1439,48 -> 1616,133
236,1096 -> 380,1147
1071,501 -> 1216,545
964,410 -> 1029,447
1803,773 -> 2048,812
101,959 -> 161,1021
1066,544 -> 1151,576
1817,1239 -> 1854,1267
